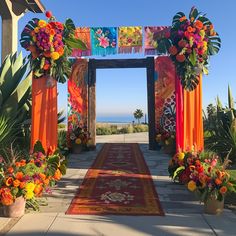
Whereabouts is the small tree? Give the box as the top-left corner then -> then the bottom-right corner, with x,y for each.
133,109 -> 144,124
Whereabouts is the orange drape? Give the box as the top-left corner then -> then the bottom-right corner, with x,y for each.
31,77 -> 58,152
183,75 -> 204,151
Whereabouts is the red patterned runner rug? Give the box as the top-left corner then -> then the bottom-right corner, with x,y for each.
66,143 -> 164,215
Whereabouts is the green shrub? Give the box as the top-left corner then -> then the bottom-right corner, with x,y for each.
133,124 -> 148,133
58,123 -> 66,129
96,127 -> 112,135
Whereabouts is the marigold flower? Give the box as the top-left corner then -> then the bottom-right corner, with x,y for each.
0,188 -> 13,206
15,172 -> 24,180
188,180 -> 197,191
75,138 -> 82,145
39,173 -> 46,180
187,26 -> 194,33
38,20 -> 47,28
20,182 -> 26,189
194,20 -> 203,30
51,52 -> 60,60
34,27 -> 40,33
179,16 -> 187,22
8,167 -> 14,174
53,169 -> 62,181
219,186 -> 227,194
215,178 -> 222,185
178,152 -> 185,160
13,179 -> 21,187
34,184 -> 43,196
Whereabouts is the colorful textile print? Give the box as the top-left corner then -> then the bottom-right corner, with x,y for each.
72,27 -> 91,57
66,143 -> 164,215
144,26 -> 170,55
68,59 -> 88,146
91,27 -> 117,56
118,27 -> 143,54
155,57 -> 176,134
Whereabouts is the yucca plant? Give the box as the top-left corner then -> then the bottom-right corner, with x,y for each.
0,52 -> 31,121
205,85 -> 236,163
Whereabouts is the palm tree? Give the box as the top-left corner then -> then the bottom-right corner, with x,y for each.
133,109 -> 144,124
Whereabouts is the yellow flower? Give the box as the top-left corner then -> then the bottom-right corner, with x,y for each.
188,180 -> 197,192
199,30 -> 205,38
25,190 -> 34,199
25,182 -> 35,192
34,27 -> 40,33
38,20 -> 47,28
51,52 -> 60,60
165,140 -> 169,145
178,152 -> 185,160
75,138 -> 81,145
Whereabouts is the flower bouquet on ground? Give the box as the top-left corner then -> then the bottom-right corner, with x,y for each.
156,131 -> 176,155
69,125 -> 93,153
0,142 -> 67,217
187,154 -> 236,214
156,7 -> 221,91
20,11 -> 86,84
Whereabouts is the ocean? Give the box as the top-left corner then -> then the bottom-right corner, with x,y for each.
96,115 -> 147,124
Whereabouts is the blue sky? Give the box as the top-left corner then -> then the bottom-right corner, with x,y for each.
1,0 -> 236,120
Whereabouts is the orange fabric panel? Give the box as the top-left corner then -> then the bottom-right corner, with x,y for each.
183,75 -> 204,151
31,77 -> 58,152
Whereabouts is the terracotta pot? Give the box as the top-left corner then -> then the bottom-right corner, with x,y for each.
71,143 -> 83,154
3,196 -> 26,218
204,197 -> 224,215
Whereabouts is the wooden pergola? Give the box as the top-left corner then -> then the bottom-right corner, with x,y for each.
0,0 -> 45,62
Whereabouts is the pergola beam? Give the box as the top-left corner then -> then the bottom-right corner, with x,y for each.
0,0 -> 45,62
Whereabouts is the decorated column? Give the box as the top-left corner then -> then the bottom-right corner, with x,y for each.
20,11 -> 86,151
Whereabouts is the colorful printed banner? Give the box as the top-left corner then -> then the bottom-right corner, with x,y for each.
68,59 -> 88,146
72,27 -> 91,57
155,57 -> 176,135
144,26 -> 170,55
118,26 -> 143,54
91,27 -> 117,56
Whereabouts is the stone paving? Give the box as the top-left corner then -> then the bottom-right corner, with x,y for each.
1,134 -> 236,235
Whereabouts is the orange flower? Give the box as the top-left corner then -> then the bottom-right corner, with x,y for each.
34,184 -> 43,196
5,177 -> 13,186
187,26 -> 194,33
194,20 -> 203,30
0,188 -> 13,206
13,179 -> 21,187
44,51 -> 51,58
50,29 -> 56,35
53,169 -> 62,181
44,178 -> 50,186
43,64 -> 50,70
179,16 -> 187,22
15,172 -> 24,180
39,173 -> 46,180
219,186 -> 227,194
19,182 -> 26,189
15,162 -> 22,167
190,17 -> 195,22
57,47 -> 64,56
20,160 -> 26,167
176,54 -> 186,62
168,46 -> 178,55
8,167 -> 14,174
215,178 -> 222,185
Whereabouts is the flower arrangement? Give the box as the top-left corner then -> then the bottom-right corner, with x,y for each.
0,143 -> 66,208
69,125 -> 92,151
187,155 -> 236,202
20,11 -> 86,83
156,7 -> 221,91
156,131 -> 175,148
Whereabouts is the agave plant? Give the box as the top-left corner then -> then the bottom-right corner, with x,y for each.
0,52 -> 31,121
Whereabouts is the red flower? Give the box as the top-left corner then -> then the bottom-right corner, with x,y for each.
169,46 -> 178,55
176,54 -> 186,62
45,11 -> 53,18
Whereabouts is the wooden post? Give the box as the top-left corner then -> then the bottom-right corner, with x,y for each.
88,59 -> 96,146
146,57 -> 156,150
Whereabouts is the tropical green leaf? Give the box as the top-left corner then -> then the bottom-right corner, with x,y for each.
172,12 -> 185,25
189,50 -> 197,66
189,7 -> 199,19
64,38 -> 87,50
173,166 -> 185,181
33,141 -> 45,154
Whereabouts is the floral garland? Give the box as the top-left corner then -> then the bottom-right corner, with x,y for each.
20,11 -> 86,83
156,7 -> 221,91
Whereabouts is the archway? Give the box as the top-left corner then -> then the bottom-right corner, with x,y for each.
87,57 -> 156,150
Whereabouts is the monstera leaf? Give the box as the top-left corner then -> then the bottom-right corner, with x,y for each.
20,18 -> 39,50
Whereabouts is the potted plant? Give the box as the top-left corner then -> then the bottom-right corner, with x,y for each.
69,126 -> 93,154
0,143 -> 67,217
187,154 -> 236,214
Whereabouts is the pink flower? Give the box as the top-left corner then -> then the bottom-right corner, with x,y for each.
96,29 -> 102,35
98,35 -> 109,48
211,158 -> 218,167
